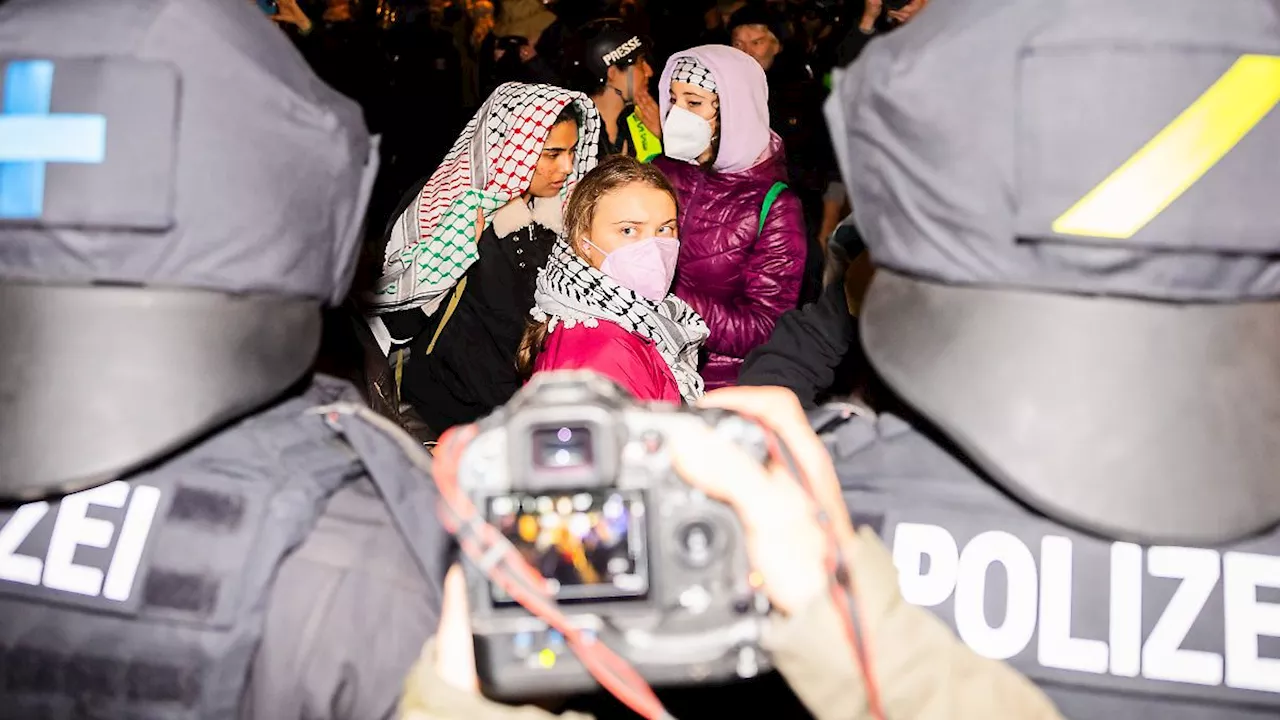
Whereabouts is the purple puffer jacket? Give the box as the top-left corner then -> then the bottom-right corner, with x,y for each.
655,142 -> 806,389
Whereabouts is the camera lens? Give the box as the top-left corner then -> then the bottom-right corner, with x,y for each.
533,426 -> 593,470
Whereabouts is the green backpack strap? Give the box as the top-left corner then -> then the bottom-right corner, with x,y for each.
758,181 -> 788,236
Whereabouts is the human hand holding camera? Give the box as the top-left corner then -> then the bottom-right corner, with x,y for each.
674,387 -> 847,616
426,386 -> 856,697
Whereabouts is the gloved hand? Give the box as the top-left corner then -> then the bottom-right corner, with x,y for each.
822,215 -> 862,289
822,232 -> 851,290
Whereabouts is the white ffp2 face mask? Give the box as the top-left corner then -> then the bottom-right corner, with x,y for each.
663,104 -> 714,164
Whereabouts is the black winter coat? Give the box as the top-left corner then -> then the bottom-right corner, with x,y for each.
395,205 -> 560,434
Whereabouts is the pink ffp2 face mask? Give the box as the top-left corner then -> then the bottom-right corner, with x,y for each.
584,236 -> 680,302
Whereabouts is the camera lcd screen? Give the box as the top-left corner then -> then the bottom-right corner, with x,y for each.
531,426 -> 594,471
488,490 -> 648,604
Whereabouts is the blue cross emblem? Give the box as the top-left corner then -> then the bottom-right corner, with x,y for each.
0,60 -> 107,219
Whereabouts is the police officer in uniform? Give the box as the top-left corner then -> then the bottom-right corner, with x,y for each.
0,0 -> 448,717
821,0 -> 1280,717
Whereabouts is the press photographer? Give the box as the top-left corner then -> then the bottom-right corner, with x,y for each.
397,380 -> 1060,720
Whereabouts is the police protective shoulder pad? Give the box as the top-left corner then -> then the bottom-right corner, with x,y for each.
836,0 -> 1280,546
0,0 -> 378,500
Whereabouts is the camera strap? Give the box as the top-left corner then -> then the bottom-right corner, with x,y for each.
432,424 -> 678,720
429,412 -> 884,720
736,410 -> 887,720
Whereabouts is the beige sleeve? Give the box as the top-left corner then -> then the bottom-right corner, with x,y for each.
763,527 -> 1064,720
399,639 -> 597,720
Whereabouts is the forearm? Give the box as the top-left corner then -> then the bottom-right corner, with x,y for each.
766,528 -> 1062,720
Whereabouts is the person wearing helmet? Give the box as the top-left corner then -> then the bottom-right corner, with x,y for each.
565,20 -> 664,163
818,0 -> 1280,716
0,0 -> 449,717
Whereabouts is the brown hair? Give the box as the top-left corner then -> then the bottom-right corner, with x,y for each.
515,155 -> 679,377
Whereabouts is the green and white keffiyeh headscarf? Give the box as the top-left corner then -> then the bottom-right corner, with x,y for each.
368,83 -> 600,313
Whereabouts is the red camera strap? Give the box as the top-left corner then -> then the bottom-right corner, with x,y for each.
726,413 -> 886,720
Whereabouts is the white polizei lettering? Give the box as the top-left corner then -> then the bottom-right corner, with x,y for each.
0,501 -> 49,585
890,522 -> 1280,695
1223,551 -> 1280,694
42,481 -> 130,597
102,485 -> 162,602
1141,546 -> 1223,687
1038,535 -> 1109,674
954,531 -> 1038,660
892,522 -> 959,607
1108,542 -> 1143,677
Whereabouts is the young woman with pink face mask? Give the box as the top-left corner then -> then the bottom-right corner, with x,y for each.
517,155 -> 709,403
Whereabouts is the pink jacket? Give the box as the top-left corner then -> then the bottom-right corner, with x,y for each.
531,321 -> 681,403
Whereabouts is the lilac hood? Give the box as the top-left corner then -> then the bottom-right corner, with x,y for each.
659,45 -> 773,174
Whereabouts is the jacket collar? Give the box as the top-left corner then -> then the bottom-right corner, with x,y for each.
491,196 -> 564,238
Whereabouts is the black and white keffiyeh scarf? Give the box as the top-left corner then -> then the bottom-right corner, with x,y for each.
532,240 -> 709,403
670,56 -> 717,93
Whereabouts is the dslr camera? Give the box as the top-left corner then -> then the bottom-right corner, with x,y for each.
455,372 -> 774,701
